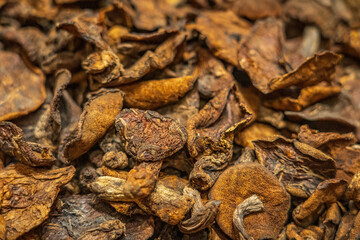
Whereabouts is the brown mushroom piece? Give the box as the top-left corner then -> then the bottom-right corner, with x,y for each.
58,88 -> 124,163
0,164 -> 75,240
292,179 -> 347,227
209,163 -> 290,240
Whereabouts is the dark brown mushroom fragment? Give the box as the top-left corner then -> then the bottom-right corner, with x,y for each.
0,164 -> 75,240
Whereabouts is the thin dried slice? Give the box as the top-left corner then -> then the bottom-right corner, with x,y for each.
263,84 -> 341,111
292,179 -> 347,227
57,12 -> 109,50
115,109 -> 187,162
89,32 -> 187,88
321,203 -> 342,240
0,51 -> 46,121
295,125 -> 359,178
34,69 -> 72,145
0,164 -> 75,240
0,26 -> 53,66
268,52 -> 341,92
178,186 -> 221,234
239,17 -> 341,94
209,163 -> 290,240
296,125 -> 357,150
59,89 -> 124,163
187,10 -> 251,66
254,136 -> 337,197
120,28 -> 179,43
119,73 -> 198,110
41,194 -> 125,240
285,94 -> 360,140
234,123 -> 280,148
238,18 -> 285,94
0,122 -> 56,166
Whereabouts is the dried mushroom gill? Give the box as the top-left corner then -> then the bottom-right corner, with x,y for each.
0,0 -> 360,239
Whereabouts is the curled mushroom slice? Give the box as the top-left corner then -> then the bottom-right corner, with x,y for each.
0,122 -> 56,166
178,186 -> 221,234
233,195 -> 265,240
59,88 -> 124,163
0,51 -> 46,121
293,179 -> 348,227
57,12 -> 110,50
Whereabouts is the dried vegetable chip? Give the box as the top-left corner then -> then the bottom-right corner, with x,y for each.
0,51 -> 46,121
0,164 -> 75,240
0,0 -> 360,239
59,89 -> 124,163
254,136 -> 337,197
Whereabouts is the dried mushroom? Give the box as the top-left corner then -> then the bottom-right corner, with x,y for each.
209,163 -> 290,240
59,89 -> 124,163
0,164 -> 75,240
254,136 -> 337,197
1,0 -> 360,239
0,51 -> 46,121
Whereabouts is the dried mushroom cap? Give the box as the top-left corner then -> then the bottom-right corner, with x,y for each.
209,163 -> 290,240
223,0 -> 282,19
59,88 -> 124,163
42,194 -> 125,240
0,121 -> 56,166
0,164 -> 75,240
292,179 -> 347,227
115,109 -> 187,162
0,51 -> 46,121
254,136 -> 337,197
